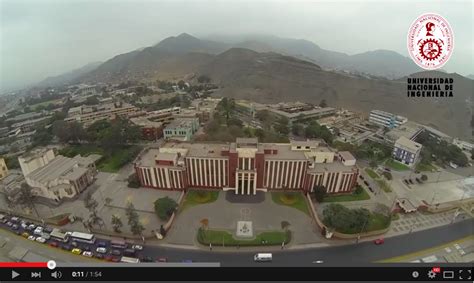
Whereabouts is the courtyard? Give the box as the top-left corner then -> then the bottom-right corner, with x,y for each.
166,191 -> 323,247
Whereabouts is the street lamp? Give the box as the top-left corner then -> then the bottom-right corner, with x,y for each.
356,216 -> 369,243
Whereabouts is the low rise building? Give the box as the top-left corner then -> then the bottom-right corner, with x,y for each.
65,102 -> 143,127
134,138 -> 358,195
144,107 -> 181,125
369,110 -> 407,129
163,118 -> 199,141
130,117 -> 163,140
0,171 -> 25,202
19,149 -> 101,202
393,136 -> 422,167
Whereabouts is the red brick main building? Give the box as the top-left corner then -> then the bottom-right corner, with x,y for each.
134,138 -> 358,195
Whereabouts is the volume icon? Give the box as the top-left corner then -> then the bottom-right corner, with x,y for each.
51,271 -> 62,279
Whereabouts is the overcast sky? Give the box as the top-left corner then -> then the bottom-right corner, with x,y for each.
1,0 -> 472,92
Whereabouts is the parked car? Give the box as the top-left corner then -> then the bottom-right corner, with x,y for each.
6,221 -> 13,227
33,227 -> 43,235
21,232 -> 30,238
104,255 -> 114,262
141,256 -> 154,262
12,224 -> 19,230
40,233 -> 50,240
1,218 -> 8,224
157,257 -> 168,262
20,222 -> 28,229
43,227 -> 53,233
27,224 -> 36,231
71,248 -> 82,255
35,237 -> 47,244
123,248 -> 136,257
61,244 -> 72,251
111,256 -> 121,262
97,241 -> 108,247
111,249 -> 121,256
49,242 -> 59,248
374,238 -> 385,245
71,241 -> 78,247
27,235 -> 36,241
96,247 -> 107,254
10,217 -> 20,223
132,245 -> 143,251
82,251 -> 93,257
95,253 -> 104,259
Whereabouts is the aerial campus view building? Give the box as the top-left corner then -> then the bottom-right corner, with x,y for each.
134,138 -> 358,195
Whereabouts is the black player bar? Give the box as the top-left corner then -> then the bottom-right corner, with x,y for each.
0,266 -> 472,281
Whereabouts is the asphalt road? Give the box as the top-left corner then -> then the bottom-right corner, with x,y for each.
0,216 -> 471,266
140,219 -> 473,266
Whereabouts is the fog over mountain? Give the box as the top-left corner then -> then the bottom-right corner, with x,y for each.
1,0 -> 472,92
71,33 -> 473,140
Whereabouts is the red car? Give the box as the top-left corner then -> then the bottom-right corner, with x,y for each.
49,241 -> 59,248
104,255 -> 114,262
374,238 -> 385,245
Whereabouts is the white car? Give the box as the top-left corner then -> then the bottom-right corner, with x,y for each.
34,227 -> 43,235
82,251 -> 93,257
454,244 -> 462,250
20,222 -> 28,229
96,247 -> 107,254
132,245 -> 143,251
27,224 -> 36,230
27,235 -> 36,241
35,237 -> 47,243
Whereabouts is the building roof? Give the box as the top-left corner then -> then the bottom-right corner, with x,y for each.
130,117 -> 163,128
156,152 -> 178,162
395,136 -> 422,152
338,151 -> 355,161
165,118 -> 197,129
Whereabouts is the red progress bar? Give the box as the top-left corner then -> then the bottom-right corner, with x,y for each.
0,262 -> 47,268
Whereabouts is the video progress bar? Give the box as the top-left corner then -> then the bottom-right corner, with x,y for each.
57,262 -> 221,267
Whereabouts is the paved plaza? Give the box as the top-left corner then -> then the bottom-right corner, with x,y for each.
166,191 -> 323,246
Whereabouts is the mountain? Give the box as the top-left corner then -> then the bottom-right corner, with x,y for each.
37,61 -> 102,87
467,74 -> 474,80
208,34 -> 422,79
75,34 -> 472,139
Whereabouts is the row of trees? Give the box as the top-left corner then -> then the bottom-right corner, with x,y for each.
416,131 -> 468,167
52,118 -> 141,151
291,120 -> 333,144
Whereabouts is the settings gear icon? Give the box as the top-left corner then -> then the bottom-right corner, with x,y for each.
427,270 -> 437,279
419,39 -> 443,61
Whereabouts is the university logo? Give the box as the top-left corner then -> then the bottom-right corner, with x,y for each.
407,13 -> 454,70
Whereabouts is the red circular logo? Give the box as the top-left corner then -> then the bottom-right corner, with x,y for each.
407,13 -> 454,70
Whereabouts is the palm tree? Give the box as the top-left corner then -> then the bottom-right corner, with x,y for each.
111,214 -> 123,233
18,183 -> 40,217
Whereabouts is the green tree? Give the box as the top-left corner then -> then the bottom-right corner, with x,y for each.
18,183 -> 39,217
85,96 -> 100,105
154,197 -> 178,221
291,123 -> 305,136
128,173 -> 140,188
421,174 -> 428,181
313,185 -> 327,202
323,203 -> 371,234
177,80 -> 187,90
125,201 -> 145,236
111,214 -> 123,233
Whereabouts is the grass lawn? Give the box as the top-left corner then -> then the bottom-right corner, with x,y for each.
271,192 -> 310,215
59,144 -> 141,173
416,162 -> 437,172
323,187 -> 371,202
181,190 -> 219,211
366,212 -> 391,231
376,179 -> 392,193
385,159 -> 411,171
197,228 -> 291,246
365,168 -> 380,179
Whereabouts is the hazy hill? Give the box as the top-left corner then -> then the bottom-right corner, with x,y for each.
74,34 -> 472,139
208,34 -> 422,79
37,61 -> 102,87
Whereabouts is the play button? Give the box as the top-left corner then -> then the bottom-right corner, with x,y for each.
12,270 -> 20,279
